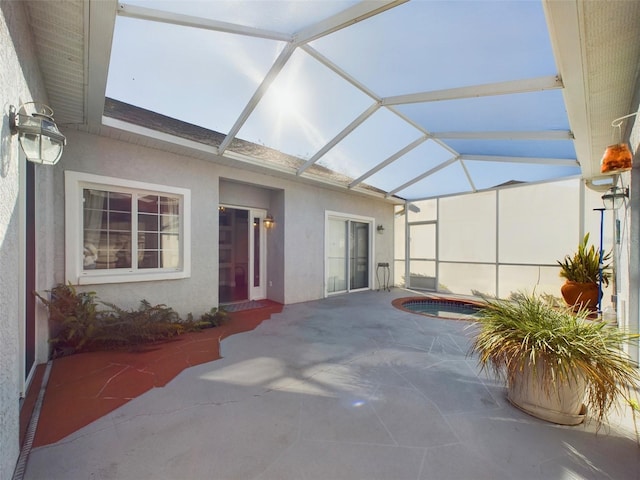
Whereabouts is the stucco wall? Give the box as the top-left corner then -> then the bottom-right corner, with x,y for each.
213,164 -> 395,304
57,130 -> 221,316
0,2 -> 52,478
57,129 -> 395,315
283,183 -> 394,304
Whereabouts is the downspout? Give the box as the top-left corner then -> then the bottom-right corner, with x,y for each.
628,107 -> 640,365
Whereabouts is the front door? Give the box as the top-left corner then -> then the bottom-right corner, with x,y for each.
219,206 -> 267,304
25,161 -> 35,380
21,160 -> 36,391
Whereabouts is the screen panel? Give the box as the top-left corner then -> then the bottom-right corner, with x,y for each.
439,191 -> 496,263
498,265 -> 563,299
439,262 -> 496,297
498,179 -> 580,264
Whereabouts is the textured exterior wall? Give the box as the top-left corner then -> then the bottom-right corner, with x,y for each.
0,2 -> 51,478
57,129 -> 395,314
283,182 -> 393,304
205,163 -> 394,305
219,173 -> 393,304
57,130 -> 221,316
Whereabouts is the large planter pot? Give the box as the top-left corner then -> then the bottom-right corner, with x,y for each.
560,280 -> 599,311
507,361 -> 587,425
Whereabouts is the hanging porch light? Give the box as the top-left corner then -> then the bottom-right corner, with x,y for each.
601,111 -> 638,175
601,143 -> 632,174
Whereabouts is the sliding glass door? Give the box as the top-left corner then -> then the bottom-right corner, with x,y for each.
350,221 -> 370,289
326,214 -> 372,295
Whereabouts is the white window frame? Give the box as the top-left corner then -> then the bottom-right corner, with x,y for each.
65,171 -> 191,285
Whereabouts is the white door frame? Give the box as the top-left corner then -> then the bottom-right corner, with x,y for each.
249,209 -> 267,300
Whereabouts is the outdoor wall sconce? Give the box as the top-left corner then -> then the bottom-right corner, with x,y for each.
600,111 -> 637,175
9,102 -> 66,165
264,214 -> 274,229
602,186 -> 629,210
377,224 -> 385,233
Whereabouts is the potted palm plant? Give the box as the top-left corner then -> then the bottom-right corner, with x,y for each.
557,233 -> 611,310
470,292 -> 638,426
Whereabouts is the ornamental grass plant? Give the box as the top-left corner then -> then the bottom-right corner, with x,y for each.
470,292 -> 639,425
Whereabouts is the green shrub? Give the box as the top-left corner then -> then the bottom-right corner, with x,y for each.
98,300 -> 185,349
199,307 -> 228,328
36,284 -> 229,357
35,284 -> 101,357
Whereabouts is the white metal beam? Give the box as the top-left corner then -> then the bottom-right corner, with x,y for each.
294,0 -> 407,45
297,102 -> 381,175
218,44 -> 296,154
301,45 -> 380,101
382,76 -> 563,106
387,156 -> 459,197
458,159 -> 478,192
431,130 -> 573,141
460,154 -> 578,166
383,105 -> 463,158
117,3 -> 292,41
349,136 -> 429,188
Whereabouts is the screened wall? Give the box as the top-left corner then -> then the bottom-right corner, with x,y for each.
394,178 -> 616,302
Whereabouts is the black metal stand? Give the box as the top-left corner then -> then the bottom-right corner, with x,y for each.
594,207 -> 605,315
376,262 -> 390,291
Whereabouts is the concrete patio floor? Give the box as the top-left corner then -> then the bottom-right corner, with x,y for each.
23,289 -> 639,480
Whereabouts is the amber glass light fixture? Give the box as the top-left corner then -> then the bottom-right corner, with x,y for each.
601,111 -> 638,175
601,143 -> 632,174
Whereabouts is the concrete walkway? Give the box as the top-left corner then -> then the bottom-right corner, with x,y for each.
23,289 -> 639,480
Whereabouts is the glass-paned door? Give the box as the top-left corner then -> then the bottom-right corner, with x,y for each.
350,222 -> 370,289
251,213 -> 267,300
327,218 -> 348,293
25,160 -> 35,382
326,215 -> 372,295
219,206 -> 266,304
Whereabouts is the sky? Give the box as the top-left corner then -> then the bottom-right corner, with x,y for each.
106,0 -> 580,200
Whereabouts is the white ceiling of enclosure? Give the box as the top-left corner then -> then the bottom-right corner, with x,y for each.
22,0 -> 640,202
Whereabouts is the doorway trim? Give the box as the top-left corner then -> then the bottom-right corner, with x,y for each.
249,209 -> 268,300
